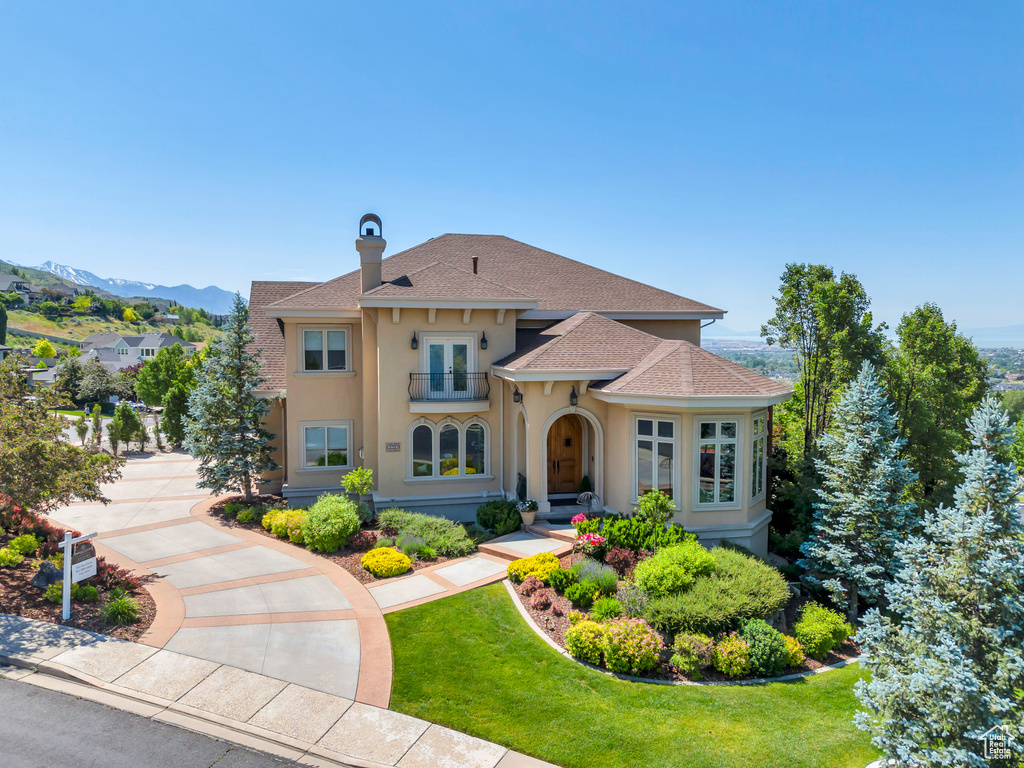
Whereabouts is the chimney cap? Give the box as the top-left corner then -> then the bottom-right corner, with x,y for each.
359,213 -> 382,238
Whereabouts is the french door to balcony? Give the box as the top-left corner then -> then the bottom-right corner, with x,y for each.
427,339 -> 470,397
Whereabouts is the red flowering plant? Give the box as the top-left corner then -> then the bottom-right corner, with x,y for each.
575,531 -> 607,558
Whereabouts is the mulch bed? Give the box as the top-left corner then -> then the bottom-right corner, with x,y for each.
209,496 -> 452,585
0,532 -> 156,642
513,552 -> 860,684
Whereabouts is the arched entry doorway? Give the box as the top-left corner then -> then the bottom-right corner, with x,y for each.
547,414 -> 583,494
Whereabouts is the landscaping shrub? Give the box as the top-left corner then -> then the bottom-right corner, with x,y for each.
506,552 -> 560,584
7,534 -> 40,555
95,558 -> 140,592
236,507 -> 258,524
604,546 -> 636,575
600,515 -> 689,553
712,633 -> 752,677
0,548 -> 24,567
794,602 -> 854,660
463,522 -> 494,545
616,582 -> 650,619
591,597 -> 623,621
634,489 -> 675,527
632,538 -> 716,598
102,595 -> 140,625
262,509 -> 283,532
741,619 -> 789,677
529,589 -> 553,610
377,508 -> 476,558
548,567 -> 577,593
564,620 -> 607,665
603,618 -> 663,674
567,609 -> 586,626
551,602 -> 565,617
418,546 -> 437,561
224,500 -> 245,515
476,499 -> 520,536
572,559 -> 618,596
784,635 -> 805,667
286,511 -> 307,544
43,583 -> 62,603
374,538 -> 394,549
520,575 -> 543,597
304,494 -> 360,552
670,633 -> 714,678
397,534 -> 426,559
564,581 -> 596,609
644,546 -> 790,636
361,548 -> 412,578
43,582 -> 97,603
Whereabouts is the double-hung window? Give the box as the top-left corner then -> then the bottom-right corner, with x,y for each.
751,411 -> 767,501
634,416 -> 677,502
696,418 -> 739,506
302,327 -> 347,372
302,421 -> 351,469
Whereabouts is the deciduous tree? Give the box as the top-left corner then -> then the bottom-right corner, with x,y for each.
32,339 -> 56,359
855,397 -> 1024,767
185,294 -> 276,503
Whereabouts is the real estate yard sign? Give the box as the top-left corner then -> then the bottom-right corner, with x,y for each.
58,531 -> 97,620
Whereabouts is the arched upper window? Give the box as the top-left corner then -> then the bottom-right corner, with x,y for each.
406,418 -> 490,479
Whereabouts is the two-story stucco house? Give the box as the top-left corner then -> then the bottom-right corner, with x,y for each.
250,215 -> 792,556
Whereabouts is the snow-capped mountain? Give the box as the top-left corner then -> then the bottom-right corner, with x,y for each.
11,260 -> 238,314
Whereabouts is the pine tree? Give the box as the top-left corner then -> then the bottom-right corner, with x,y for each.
855,396 -> 1024,767
798,362 -> 917,622
185,293 -> 276,503
0,303 -> 7,345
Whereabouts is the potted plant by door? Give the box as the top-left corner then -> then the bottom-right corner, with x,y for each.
517,499 -> 538,526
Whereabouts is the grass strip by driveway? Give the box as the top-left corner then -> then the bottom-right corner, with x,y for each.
386,583 -> 878,768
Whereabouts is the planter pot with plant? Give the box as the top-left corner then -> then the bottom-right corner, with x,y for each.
517,499 -> 538,526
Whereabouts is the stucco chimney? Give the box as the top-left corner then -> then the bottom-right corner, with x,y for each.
356,213 -> 386,293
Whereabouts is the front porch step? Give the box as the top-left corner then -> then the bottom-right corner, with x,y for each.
478,530 -> 573,562
525,522 -> 577,544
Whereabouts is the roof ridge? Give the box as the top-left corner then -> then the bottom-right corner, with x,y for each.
361,259 -> 534,298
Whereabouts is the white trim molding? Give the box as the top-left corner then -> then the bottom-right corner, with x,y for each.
406,415 -> 491,481
692,414 -> 744,512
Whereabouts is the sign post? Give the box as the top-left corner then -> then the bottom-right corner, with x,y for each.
57,531 -> 97,621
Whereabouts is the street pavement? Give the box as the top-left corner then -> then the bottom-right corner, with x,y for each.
0,675 -> 291,768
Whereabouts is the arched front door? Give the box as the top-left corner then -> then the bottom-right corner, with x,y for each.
547,414 -> 583,494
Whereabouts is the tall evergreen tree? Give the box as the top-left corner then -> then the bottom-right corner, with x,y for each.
185,293 -> 276,503
0,303 -> 7,345
799,362 -> 917,622
855,397 -> 1024,767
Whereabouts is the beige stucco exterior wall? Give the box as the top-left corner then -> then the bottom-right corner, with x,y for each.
615,318 -> 702,344
258,397 -> 286,493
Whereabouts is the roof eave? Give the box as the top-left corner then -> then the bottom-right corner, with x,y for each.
264,308 -> 363,319
358,297 -> 539,310
518,309 -> 726,321
491,366 -> 629,382
588,390 -> 793,409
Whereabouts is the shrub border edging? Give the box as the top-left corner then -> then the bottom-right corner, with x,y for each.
501,579 -> 861,687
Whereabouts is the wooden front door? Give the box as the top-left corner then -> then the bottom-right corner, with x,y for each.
547,415 -> 583,494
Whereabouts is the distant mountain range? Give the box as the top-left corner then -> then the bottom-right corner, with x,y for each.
4,259 -> 238,314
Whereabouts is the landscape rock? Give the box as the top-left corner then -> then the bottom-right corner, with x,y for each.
30,561 -> 62,589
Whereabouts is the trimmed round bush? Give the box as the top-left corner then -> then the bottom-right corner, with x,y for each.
304,494 -> 360,553
591,597 -> 623,622
564,620 -> 607,665
0,548 -> 24,568
604,546 -> 636,575
262,509 -> 283,532
603,618 -> 663,674
360,548 -> 412,578
670,633 -> 714,678
564,581 -> 596,609
548,567 -> 577,593
712,632 -> 751,677
7,534 -> 40,555
740,619 -> 788,677
794,602 -> 854,660
644,546 -> 790,636
632,539 -> 716,598
784,635 -> 805,668
506,552 -> 560,584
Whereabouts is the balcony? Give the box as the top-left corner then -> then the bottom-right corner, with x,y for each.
408,372 -> 490,413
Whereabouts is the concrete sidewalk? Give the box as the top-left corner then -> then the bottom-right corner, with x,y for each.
0,614 -> 554,768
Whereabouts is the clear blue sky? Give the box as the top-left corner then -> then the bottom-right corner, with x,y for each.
1,2 -> 1020,332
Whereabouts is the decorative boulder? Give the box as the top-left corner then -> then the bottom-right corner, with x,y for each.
31,561 -> 62,589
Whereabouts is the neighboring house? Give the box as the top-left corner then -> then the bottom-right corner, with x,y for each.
81,331 -> 196,359
0,274 -> 32,298
0,345 -> 11,361
249,215 -> 793,555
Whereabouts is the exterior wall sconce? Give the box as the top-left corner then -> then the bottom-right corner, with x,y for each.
411,331 -> 418,350
512,386 -> 522,404
480,332 -> 488,350
569,386 -> 578,407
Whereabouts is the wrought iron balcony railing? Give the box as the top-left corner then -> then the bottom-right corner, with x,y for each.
409,372 -> 490,402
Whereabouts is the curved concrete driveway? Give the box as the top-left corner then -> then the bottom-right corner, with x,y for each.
48,452 -> 392,707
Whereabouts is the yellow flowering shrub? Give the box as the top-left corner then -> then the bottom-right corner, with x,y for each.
506,552 -> 560,584
361,547 -> 412,578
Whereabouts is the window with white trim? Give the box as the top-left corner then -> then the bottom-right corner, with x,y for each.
407,418 -> 489,479
634,416 -> 676,501
301,327 -> 348,372
751,411 -> 767,501
301,421 -> 352,469
696,418 -> 739,505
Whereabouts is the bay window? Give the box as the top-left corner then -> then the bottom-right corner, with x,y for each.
634,415 -> 678,503
696,418 -> 738,506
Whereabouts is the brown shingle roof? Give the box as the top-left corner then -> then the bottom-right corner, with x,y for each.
249,280 -> 318,390
266,234 -> 722,314
361,261 -> 535,301
497,312 -> 792,399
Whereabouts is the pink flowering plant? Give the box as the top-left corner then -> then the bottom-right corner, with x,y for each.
575,531 -> 607,556
603,618 -> 664,674
570,512 -> 590,525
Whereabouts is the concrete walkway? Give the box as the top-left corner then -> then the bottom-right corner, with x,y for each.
48,452 -> 392,707
0,615 -> 553,768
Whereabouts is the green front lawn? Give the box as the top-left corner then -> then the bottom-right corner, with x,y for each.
387,584 -> 878,768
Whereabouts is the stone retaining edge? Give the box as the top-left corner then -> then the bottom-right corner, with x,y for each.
501,580 -> 862,687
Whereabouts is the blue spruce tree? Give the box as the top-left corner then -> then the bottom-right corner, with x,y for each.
855,396 -> 1024,767
185,293 -> 277,503
799,362 -> 917,623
